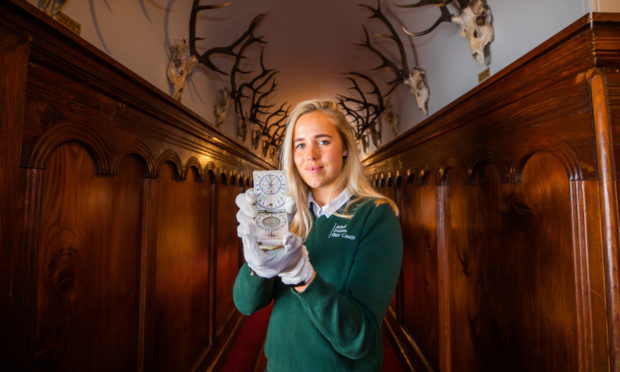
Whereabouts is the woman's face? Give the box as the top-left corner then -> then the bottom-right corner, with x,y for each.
293,111 -> 346,204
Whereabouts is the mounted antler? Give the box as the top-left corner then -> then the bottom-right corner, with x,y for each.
338,72 -> 385,151
254,101 -> 289,158
399,0 -> 494,65
186,2 -> 288,156
348,1 -> 429,115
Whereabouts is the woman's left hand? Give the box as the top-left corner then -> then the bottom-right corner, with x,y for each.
279,232 -> 314,287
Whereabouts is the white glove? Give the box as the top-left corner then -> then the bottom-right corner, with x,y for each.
284,195 -> 296,224
278,232 -> 314,286
236,189 -> 302,279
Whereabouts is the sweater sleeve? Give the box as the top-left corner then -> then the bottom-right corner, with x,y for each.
293,202 -> 403,359
232,262 -> 276,315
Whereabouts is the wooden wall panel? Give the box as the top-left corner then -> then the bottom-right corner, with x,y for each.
214,178 -> 242,337
34,144 -> 143,370
400,175 -> 439,371
0,22 -> 29,369
153,165 -> 211,371
444,165 -> 500,372
608,73 -> 620,177
0,1 -> 274,370
445,156 -> 578,372
365,13 -> 620,372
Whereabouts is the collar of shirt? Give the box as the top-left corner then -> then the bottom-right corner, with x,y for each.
308,188 -> 352,218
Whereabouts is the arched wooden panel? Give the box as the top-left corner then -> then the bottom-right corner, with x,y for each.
399,174 -> 439,371
446,155 -> 578,371
34,143 -> 143,370
214,179 -> 242,337
153,164 -> 211,371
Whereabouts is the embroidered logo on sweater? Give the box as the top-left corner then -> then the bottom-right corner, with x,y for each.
328,223 -> 356,240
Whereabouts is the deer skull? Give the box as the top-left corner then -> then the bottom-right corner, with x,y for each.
400,0 -> 494,66
166,40 -> 198,101
213,88 -> 231,126
404,67 -> 429,115
452,0 -> 494,65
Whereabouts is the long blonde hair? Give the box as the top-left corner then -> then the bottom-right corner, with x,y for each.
280,99 -> 398,240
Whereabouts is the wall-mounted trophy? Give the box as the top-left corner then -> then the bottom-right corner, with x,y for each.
253,170 -> 288,247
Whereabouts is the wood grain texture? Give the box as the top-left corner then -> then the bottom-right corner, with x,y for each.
34,144 -> 143,370
153,165 -> 211,371
0,1 -> 271,370
214,178 -> 242,338
400,176 -> 439,371
0,22 -> 30,370
589,69 -> 620,371
364,13 -> 620,372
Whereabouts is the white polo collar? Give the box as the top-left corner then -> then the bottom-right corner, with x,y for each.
308,188 -> 352,218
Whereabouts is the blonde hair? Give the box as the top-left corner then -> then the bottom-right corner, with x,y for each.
280,98 -> 398,240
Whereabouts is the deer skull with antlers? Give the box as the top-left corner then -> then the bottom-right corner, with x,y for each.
404,67 -> 429,115
400,0 -> 494,65
166,39 -> 199,101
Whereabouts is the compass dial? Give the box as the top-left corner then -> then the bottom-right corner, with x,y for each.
255,171 -> 286,211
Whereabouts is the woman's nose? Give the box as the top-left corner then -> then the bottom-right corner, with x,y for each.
306,144 -> 319,160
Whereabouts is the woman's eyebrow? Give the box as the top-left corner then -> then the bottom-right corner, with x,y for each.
294,133 -> 332,142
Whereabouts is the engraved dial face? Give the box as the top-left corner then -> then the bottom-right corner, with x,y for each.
256,214 -> 287,230
255,213 -> 288,243
255,172 -> 286,211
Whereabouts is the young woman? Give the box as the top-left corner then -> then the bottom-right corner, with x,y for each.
233,99 -> 403,372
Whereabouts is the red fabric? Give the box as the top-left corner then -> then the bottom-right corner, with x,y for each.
221,304 -> 405,372
220,304 -> 273,372
382,326 -> 405,372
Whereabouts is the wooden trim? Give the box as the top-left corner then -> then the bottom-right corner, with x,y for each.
138,178 -> 159,372
21,169 -> 43,371
209,178 -> 219,345
192,311 -> 245,372
570,180 -> 595,371
436,186 -> 450,372
383,308 -> 430,371
0,22 -> 29,371
588,68 -> 620,371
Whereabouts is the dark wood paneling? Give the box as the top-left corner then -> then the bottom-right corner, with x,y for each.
33,144 -> 143,370
154,165 -> 211,371
445,156 -> 579,371
0,21 -> 30,370
214,179 -> 242,337
400,175 -> 439,370
0,1 -> 272,371
370,13 -> 620,372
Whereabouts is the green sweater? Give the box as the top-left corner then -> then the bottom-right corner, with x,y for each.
233,197 -> 403,372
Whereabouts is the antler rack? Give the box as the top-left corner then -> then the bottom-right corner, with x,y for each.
338,0 -> 429,151
337,71 -> 385,151
188,1 -> 288,159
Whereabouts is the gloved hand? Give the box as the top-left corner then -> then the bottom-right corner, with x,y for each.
236,189 -> 304,279
284,195 -> 296,224
278,232 -> 314,286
